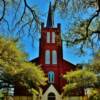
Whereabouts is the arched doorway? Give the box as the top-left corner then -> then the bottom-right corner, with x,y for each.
48,92 -> 56,100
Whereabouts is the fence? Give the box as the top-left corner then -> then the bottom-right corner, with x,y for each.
4,96 -> 33,100
4,96 -> 88,100
65,96 -> 88,100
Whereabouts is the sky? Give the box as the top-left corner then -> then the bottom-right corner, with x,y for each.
20,0 -> 93,65
23,38 -> 93,65
0,0 -> 94,65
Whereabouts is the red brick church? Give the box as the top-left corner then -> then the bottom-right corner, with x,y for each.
15,2 -> 83,100
31,3 -> 76,100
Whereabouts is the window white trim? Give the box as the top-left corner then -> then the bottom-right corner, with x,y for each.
47,32 -> 50,43
52,32 -> 55,43
52,50 -> 57,64
48,71 -> 55,83
45,50 -> 50,64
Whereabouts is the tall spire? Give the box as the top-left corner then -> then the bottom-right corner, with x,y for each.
46,2 -> 53,28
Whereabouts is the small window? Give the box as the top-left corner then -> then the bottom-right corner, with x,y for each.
45,50 -> 50,64
52,50 -> 57,64
47,32 -> 50,43
48,92 -> 56,100
48,71 -> 55,83
52,32 -> 55,43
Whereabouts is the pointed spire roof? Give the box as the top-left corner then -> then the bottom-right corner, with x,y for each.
46,2 -> 53,28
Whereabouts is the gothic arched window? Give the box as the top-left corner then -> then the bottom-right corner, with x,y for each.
47,32 -> 50,43
52,50 -> 57,64
52,32 -> 55,43
48,71 -> 55,83
48,92 -> 56,100
45,50 -> 50,64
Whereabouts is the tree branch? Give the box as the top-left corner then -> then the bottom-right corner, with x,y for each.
86,0 -> 100,37
0,0 -> 6,21
24,0 -> 40,25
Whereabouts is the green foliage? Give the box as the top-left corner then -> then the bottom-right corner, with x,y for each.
16,62 -> 47,88
85,51 -> 100,87
63,70 -> 97,96
89,51 -> 100,73
63,83 -> 77,95
88,89 -> 100,100
63,52 -> 100,96
0,36 -> 47,92
0,37 -> 26,75
64,70 -> 97,86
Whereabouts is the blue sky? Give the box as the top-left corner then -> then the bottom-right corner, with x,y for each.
23,38 -> 93,64
19,0 -> 94,65
0,0 -> 94,65
21,0 -> 95,65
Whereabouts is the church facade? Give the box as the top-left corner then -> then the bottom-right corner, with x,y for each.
31,3 -> 76,100
14,2 -> 85,100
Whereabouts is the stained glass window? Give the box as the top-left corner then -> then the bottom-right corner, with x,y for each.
48,71 -> 55,83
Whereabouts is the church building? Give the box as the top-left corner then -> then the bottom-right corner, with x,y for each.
14,2 -> 85,100
31,2 -> 77,100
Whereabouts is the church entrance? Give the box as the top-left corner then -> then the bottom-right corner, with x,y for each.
48,92 -> 56,100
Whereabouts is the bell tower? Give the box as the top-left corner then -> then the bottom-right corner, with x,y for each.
39,3 -> 64,92
39,3 -> 62,66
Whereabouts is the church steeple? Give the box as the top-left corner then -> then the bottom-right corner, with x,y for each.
46,2 -> 53,28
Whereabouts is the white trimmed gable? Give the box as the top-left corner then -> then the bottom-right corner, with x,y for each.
41,84 -> 62,100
